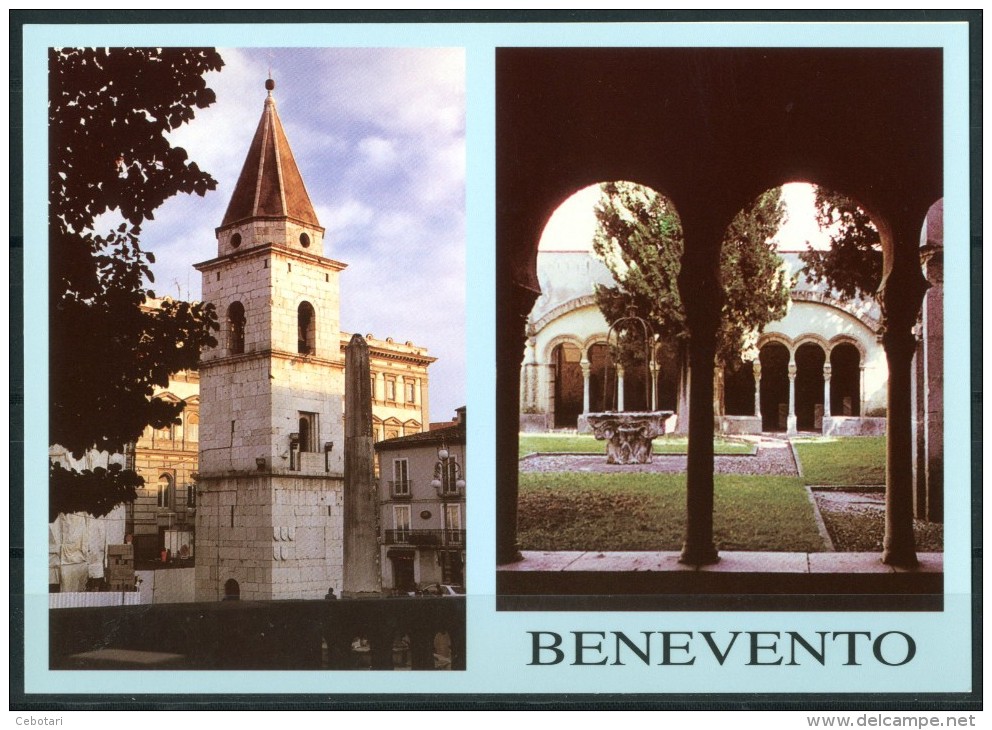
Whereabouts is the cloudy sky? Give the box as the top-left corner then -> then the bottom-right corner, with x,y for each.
137,47 -> 466,423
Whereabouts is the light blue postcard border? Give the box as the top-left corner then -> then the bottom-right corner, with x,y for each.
21,20 -> 973,695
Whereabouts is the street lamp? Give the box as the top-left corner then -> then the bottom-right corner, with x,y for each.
431,443 -> 465,496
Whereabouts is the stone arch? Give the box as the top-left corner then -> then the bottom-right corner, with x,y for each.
533,295 -> 600,333
794,332 -> 831,354
828,333 -> 868,361
541,334 -> 585,366
757,332 -> 795,358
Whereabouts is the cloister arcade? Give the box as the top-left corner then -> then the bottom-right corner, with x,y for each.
496,48 -> 942,572
521,250 -> 884,438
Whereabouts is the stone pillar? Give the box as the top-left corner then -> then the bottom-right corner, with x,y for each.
823,361 -> 832,417
580,359 -> 591,414
878,234 -> 930,568
343,334 -> 381,595
497,288 -> 537,565
676,234 -> 722,566
752,359 -> 761,418
521,335 -> 537,411
787,359 -> 798,435
859,365 -> 866,416
922,244 -> 943,522
616,365 -> 625,412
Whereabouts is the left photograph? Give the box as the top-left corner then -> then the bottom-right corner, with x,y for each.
47,47 -> 466,669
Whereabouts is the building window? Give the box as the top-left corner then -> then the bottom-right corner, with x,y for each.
405,380 -> 416,403
393,505 -> 411,543
384,378 -> 396,401
186,481 -> 196,508
445,504 -> 462,544
370,374 -> 377,401
391,459 -> 410,497
298,412 -> 318,453
298,301 -> 315,354
186,413 -> 199,443
158,474 -> 173,509
227,301 -> 246,355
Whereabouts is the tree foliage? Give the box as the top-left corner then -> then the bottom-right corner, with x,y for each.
798,187 -> 883,300
591,182 -> 792,371
49,47 -> 223,518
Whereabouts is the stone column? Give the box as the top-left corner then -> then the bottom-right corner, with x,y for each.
752,359 -> 761,418
787,359 -> 797,435
580,359 -> 591,414
343,334 -> 381,595
676,233 -> 723,566
823,360 -> 832,416
616,365 -> 625,412
879,241 -> 930,568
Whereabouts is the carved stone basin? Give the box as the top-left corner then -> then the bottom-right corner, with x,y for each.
585,411 -> 675,464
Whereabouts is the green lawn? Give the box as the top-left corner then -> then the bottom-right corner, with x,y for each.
792,436 -> 886,485
517,473 -> 825,552
518,433 -> 753,459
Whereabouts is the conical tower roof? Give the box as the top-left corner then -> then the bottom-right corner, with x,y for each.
220,79 -> 321,229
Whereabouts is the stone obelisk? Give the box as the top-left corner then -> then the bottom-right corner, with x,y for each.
342,334 -> 381,595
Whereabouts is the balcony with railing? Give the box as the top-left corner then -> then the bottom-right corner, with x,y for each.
384,529 -> 465,547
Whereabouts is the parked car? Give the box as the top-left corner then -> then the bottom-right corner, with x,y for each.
417,583 -> 464,597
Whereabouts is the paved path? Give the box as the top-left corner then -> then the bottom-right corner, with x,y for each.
519,435 -> 799,476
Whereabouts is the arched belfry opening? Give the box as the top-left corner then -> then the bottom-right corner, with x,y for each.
497,48 -> 943,577
227,301 -> 246,355
298,301 -> 315,354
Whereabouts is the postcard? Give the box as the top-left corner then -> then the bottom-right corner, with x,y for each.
12,13 -> 979,711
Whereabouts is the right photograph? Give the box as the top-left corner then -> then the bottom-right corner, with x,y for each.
495,48 -> 945,612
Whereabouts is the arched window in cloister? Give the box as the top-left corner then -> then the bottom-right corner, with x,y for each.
759,342 -> 790,431
794,342 -> 826,431
830,342 -> 861,416
550,342 -> 583,428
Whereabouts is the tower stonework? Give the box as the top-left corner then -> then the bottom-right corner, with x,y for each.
194,80 -> 347,601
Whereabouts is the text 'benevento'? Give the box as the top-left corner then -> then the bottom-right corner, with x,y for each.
528,631 -> 916,667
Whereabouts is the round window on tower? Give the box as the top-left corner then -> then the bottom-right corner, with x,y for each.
231,233 -> 242,249
300,232 -> 311,248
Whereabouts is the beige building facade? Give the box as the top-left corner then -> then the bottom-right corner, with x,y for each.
377,408 -> 466,592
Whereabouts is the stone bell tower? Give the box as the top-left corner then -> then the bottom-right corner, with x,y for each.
194,78 -> 347,601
